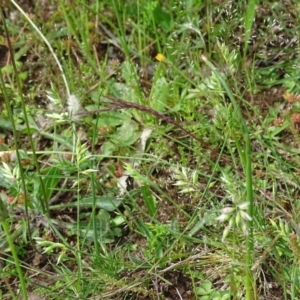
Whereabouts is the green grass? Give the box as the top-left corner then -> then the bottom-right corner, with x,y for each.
1,0 -> 300,299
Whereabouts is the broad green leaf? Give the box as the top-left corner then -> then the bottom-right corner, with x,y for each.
150,77 -> 168,112
153,6 -> 173,32
111,120 -> 140,146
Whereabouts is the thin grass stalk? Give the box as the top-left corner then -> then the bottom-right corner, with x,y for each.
291,265 -> 300,299
91,106 -> 100,257
111,0 -> 130,58
58,0 -> 100,76
2,23 -> 49,215
74,133 -> 83,289
111,0 -> 144,101
188,138 -> 227,237
10,0 -> 70,98
0,218 -> 28,300
90,173 -> 100,257
243,0 -> 257,59
0,12 -> 39,244
90,108 -> 102,257
200,55 -> 254,299
137,0 -> 142,61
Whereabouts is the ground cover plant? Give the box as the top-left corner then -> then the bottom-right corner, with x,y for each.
1,0 -> 300,299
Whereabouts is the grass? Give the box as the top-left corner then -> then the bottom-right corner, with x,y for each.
1,0 -> 300,299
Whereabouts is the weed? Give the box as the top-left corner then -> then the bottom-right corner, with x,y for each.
1,1 -> 300,299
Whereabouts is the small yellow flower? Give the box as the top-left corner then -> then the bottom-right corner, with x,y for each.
155,53 -> 166,62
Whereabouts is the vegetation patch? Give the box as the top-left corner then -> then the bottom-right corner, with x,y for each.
1,1 -> 300,299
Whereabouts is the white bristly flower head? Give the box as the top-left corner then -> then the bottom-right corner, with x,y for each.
67,94 -> 82,121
